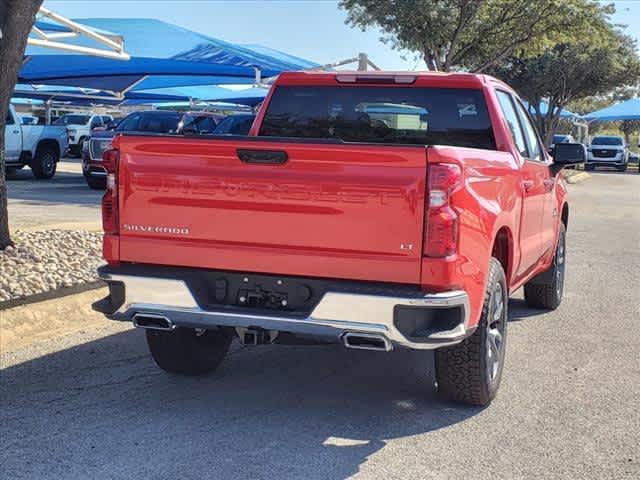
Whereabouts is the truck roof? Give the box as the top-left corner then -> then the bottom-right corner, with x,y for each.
275,70 -> 490,89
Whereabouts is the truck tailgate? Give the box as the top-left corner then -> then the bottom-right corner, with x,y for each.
116,135 -> 426,284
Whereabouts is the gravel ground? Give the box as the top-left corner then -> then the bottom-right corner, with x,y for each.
0,230 -> 103,303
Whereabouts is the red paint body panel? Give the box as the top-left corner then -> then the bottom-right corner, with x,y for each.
103,70 -> 569,331
115,136 -> 427,284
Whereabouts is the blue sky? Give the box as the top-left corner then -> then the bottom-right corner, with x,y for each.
45,0 -> 640,70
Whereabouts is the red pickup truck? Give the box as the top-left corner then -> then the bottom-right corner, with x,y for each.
93,71 -> 585,405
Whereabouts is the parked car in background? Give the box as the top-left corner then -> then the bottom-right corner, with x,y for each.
212,113 -> 256,135
586,135 -> 629,171
94,71 -> 583,406
82,110 -> 222,189
55,113 -> 113,157
4,104 -> 68,179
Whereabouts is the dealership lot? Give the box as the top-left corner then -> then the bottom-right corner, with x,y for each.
6,159 -> 101,231
1,172 -> 639,479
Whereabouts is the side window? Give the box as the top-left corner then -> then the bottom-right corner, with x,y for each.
116,113 -> 141,131
90,116 -> 102,128
195,116 -> 216,134
496,91 -> 527,157
513,100 -> 543,161
229,118 -> 253,135
6,110 -> 15,125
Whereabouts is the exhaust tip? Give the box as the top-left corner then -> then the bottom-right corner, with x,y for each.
133,313 -> 175,331
342,332 -> 392,352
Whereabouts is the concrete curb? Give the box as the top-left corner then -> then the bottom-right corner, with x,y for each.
563,171 -> 591,184
0,280 -> 105,311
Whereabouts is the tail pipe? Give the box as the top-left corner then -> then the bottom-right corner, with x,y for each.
133,313 -> 175,331
342,332 -> 392,352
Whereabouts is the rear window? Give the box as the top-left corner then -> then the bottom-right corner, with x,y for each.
259,86 -> 495,149
116,112 -> 180,133
55,115 -> 90,125
592,137 -> 623,146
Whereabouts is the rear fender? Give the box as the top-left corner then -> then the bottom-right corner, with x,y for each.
422,146 -> 521,329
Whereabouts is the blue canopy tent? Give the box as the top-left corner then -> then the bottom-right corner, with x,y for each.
584,98 -> 640,121
26,18 -> 319,75
12,86 -> 191,107
136,86 -> 269,107
525,101 -> 582,120
19,55 -> 274,93
20,18 -> 318,111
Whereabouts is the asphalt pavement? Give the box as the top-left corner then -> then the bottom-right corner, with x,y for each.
6,159 -> 102,231
1,171 -> 639,479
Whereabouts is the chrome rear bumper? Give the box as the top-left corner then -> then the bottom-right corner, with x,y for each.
95,271 -> 473,350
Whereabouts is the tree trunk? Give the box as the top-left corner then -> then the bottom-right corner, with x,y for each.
0,0 -> 43,249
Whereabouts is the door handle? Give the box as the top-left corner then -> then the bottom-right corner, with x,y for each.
522,180 -> 534,192
237,148 -> 288,165
12,130 -> 19,134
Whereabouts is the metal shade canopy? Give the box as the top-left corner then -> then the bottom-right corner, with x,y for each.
525,101 -> 582,120
585,98 -> 640,121
19,55 -> 274,94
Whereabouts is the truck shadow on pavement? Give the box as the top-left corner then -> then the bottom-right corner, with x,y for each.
1,328 -> 484,480
508,298 -> 546,321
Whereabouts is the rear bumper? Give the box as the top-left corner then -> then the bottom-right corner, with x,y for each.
94,266 -> 473,350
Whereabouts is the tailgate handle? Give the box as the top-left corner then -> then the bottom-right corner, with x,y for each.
237,149 -> 288,165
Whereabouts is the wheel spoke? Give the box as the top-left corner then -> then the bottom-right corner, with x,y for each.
493,287 -> 504,321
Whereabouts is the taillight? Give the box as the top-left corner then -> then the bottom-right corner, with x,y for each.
424,163 -> 462,257
102,148 -> 119,234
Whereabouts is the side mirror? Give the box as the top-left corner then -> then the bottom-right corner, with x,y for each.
551,142 -> 586,175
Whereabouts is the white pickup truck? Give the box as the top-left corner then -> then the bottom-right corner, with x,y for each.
54,113 -> 113,156
4,105 -> 68,179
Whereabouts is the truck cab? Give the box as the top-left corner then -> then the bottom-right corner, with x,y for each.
4,104 -> 68,179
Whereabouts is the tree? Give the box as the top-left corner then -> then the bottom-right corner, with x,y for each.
339,0 -> 599,72
489,33 -> 640,145
0,0 -> 43,249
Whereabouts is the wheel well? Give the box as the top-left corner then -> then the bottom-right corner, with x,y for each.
561,204 -> 569,230
36,140 -> 60,158
492,227 -> 511,285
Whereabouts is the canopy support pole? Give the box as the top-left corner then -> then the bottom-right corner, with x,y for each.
32,6 -> 129,60
45,100 -> 52,125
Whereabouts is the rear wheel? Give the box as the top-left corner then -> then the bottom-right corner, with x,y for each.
31,144 -> 58,179
435,258 -> 508,406
524,223 -> 566,310
146,327 -> 232,375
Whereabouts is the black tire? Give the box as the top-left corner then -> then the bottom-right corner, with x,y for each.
31,144 -> 59,179
435,258 -> 508,406
617,164 -> 627,172
85,175 -> 106,190
146,327 -> 232,375
584,164 -> 594,171
523,223 -> 566,310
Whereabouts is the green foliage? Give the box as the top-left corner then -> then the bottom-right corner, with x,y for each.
488,30 -> 640,145
339,0 -> 608,72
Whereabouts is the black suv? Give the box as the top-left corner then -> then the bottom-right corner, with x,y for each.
82,110 -> 222,189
